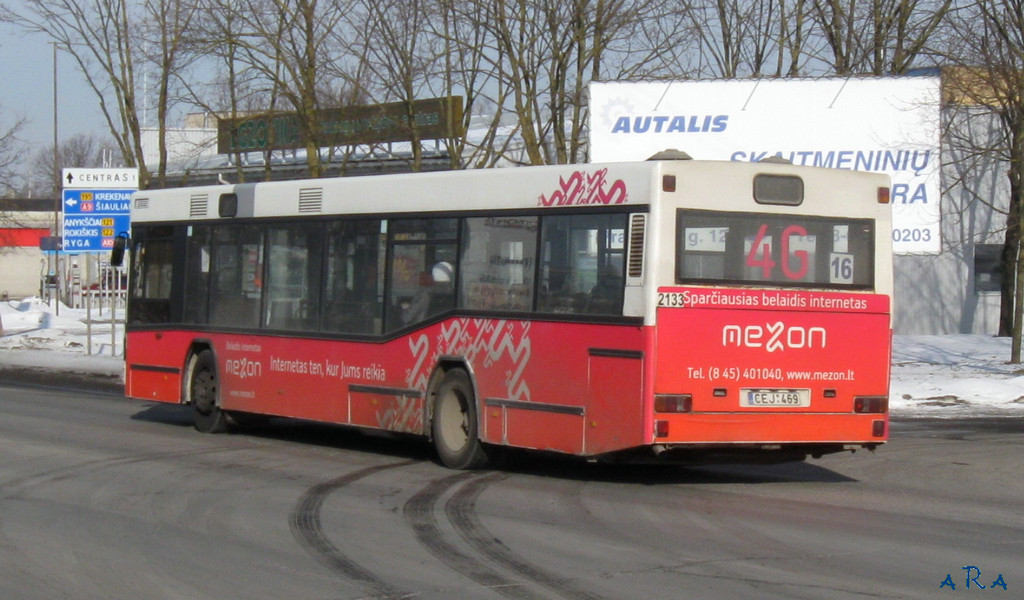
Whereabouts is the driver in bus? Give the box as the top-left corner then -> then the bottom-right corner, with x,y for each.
401,261 -> 453,325
402,271 -> 434,325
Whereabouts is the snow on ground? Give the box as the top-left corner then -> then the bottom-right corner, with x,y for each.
1,297 -> 1022,418
891,334 -> 1024,417
0,297 -> 124,378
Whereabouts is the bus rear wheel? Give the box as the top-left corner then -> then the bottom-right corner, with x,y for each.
189,350 -> 227,434
431,369 -> 489,470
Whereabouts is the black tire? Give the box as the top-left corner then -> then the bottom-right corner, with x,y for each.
431,369 -> 489,470
189,350 -> 227,433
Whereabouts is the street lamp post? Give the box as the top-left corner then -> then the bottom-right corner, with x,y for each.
51,41 -> 60,316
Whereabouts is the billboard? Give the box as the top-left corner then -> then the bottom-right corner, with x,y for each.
589,77 -> 942,254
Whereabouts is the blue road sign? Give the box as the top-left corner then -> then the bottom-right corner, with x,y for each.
62,189 -> 133,253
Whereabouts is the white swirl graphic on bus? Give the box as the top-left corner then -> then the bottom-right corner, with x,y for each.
722,322 -> 826,352
537,169 -> 628,206
406,318 -> 532,401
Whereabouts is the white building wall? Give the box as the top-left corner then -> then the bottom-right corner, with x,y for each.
894,107 -> 1009,335
0,249 -> 48,299
0,210 -> 53,299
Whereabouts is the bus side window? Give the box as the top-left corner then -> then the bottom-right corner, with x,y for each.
459,216 -> 537,312
183,225 -> 211,324
128,226 -> 175,324
264,223 -> 324,331
209,225 -> 263,329
324,220 -> 385,335
538,213 -> 626,315
385,218 -> 457,331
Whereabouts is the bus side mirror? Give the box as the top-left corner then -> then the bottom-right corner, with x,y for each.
110,233 -> 129,267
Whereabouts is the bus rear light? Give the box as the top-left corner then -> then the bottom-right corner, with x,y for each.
823,389 -> 837,398
872,420 -> 886,437
655,394 -> 692,413
713,388 -> 728,397
854,396 -> 888,413
655,420 -> 670,438
877,187 -> 890,204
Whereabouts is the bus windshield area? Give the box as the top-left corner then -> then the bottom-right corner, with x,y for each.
676,209 -> 875,289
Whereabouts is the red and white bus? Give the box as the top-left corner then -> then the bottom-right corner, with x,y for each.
119,155 -> 892,468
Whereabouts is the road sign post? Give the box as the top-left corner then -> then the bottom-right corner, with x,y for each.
60,168 -> 137,356
61,189 -> 132,252
61,168 -> 137,256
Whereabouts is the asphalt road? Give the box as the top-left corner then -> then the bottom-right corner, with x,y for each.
0,379 -> 1020,600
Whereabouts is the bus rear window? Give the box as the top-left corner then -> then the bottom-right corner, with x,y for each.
676,209 -> 874,289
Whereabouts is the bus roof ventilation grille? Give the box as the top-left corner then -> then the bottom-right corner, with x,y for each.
299,188 -> 323,213
628,213 -> 646,278
189,194 -> 208,218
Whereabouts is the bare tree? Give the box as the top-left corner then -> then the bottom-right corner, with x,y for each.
221,0 -> 355,178
940,1 -> 1024,361
809,0 -> 951,75
450,0 -> 687,166
188,0 -> 269,182
685,0 -> 774,77
353,0 -> 437,171
683,0 -> 848,78
775,0 -> 813,76
4,0 -> 153,186
25,133 -> 117,195
141,0 -> 201,187
426,0 -> 512,168
871,0 -> 951,74
0,114 -> 30,267
0,113 -> 26,197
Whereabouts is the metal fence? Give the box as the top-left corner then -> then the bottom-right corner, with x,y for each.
41,255 -> 127,357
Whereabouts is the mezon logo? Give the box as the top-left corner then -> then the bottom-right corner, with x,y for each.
225,357 -> 263,379
722,322 -> 826,352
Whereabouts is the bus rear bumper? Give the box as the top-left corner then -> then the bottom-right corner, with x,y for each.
621,412 -> 888,464
597,441 -> 881,466
652,411 -> 888,444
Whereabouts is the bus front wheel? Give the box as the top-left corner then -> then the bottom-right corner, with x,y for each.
189,350 -> 227,434
431,369 -> 489,470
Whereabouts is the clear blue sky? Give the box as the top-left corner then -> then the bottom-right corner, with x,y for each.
0,22 -> 106,158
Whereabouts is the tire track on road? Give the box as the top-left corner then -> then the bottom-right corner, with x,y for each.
0,445 -> 244,500
404,471 -> 542,600
289,460 -> 417,600
446,473 -> 608,600
405,471 -> 608,600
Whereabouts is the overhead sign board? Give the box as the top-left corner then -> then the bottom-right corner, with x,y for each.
217,96 -> 465,154
589,77 -> 942,255
61,168 -> 138,255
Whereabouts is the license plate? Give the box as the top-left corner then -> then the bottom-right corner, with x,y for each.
741,388 -> 810,408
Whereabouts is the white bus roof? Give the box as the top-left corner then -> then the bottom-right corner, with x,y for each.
129,159 -> 889,223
